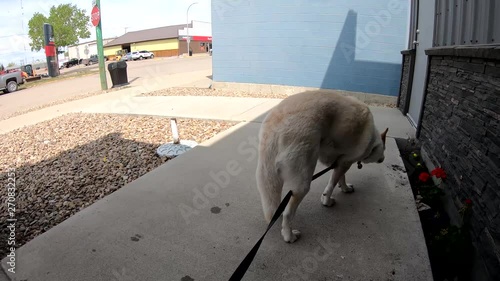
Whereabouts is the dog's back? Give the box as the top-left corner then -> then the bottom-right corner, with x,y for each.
256,90 -> 377,222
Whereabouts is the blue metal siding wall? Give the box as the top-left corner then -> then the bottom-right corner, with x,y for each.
212,0 -> 409,96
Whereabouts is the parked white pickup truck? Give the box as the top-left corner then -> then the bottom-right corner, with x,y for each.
0,71 -> 24,93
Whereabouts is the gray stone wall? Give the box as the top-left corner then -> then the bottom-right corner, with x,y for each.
398,55 -> 410,113
397,50 -> 415,115
419,49 -> 500,280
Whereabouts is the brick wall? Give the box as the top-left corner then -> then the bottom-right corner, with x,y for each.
397,50 -> 415,114
419,47 -> 500,280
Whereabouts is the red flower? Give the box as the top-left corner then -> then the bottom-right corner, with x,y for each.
419,172 -> 430,182
465,199 -> 472,206
431,167 -> 447,179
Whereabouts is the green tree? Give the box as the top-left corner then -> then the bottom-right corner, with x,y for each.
27,3 -> 91,52
7,62 -> 16,68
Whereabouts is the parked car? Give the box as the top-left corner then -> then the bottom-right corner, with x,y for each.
82,55 -> 99,66
121,52 -> 132,61
127,51 -> 137,60
128,50 -> 154,60
0,70 -> 24,93
138,50 -> 154,59
63,58 -> 79,68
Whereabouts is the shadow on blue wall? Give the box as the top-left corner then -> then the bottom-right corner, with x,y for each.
321,10 -> 402,96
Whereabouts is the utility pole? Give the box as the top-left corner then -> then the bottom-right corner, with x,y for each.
186,2 -> 198,56
93,0 -> 108,90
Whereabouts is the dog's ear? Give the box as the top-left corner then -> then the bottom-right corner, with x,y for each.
381,128 -> 389,145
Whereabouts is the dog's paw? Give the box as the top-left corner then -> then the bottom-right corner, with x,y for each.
282,229 -> 301,243
340,183 -> 355,193
321,194 -> 336,207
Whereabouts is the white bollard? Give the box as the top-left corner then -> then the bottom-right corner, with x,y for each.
171,118 -> 180,144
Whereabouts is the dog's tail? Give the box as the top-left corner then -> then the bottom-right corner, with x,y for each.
256,143 -> 283,223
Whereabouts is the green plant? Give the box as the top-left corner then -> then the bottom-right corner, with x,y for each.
429,199 -> 474,280
416,167 -> 447,208
400,148 -> 474,280
459,199 -> 473,230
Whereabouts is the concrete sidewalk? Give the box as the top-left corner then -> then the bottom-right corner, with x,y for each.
1,99 -> 430,281
81,95 -> 283,122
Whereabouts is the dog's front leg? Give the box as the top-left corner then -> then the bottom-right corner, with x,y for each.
321,164 -> 351,207
338,174 -> 354,193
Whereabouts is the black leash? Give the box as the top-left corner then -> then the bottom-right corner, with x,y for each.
228,163 -> 335,281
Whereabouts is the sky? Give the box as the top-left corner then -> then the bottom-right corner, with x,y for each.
0,0 -> 212,66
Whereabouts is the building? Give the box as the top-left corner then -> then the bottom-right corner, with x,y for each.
67,38 -> 116,60
211,0 -> 410,98
103,21 -> 212,60
397,1 -> 500,280
178,21 -> 212,55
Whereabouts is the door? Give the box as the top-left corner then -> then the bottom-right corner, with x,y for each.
407,0 -> 435,127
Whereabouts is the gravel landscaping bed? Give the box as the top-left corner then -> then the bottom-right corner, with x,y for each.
142,87 -> 396,108
0,113 -> 237,258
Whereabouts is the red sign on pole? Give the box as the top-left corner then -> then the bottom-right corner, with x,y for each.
45,43 -> 56,57
91,5 -> 100,27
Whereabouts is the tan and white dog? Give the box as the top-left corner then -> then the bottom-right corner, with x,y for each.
256,90 -> 388,243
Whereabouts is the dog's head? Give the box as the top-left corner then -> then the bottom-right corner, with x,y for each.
360,128 -> 388,164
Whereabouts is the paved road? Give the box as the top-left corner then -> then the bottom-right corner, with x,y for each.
0,56 -> 212,120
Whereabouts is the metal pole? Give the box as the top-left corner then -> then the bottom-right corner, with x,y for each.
186,2 -> 198,56
96,0 -> 108,90
43,23 -> 59,77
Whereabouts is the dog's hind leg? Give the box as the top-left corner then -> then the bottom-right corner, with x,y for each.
321,164 -> 351,207
281,175 -> 312,243
279,153 -> 317,243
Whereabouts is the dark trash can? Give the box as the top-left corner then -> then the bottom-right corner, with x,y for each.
189,49 -> 193,56
108,61 -> 129,88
